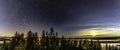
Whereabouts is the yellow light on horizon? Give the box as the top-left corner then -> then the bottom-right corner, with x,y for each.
90,30 -> 97,36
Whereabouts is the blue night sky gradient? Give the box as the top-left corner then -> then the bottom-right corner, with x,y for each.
0,0 -> 120,37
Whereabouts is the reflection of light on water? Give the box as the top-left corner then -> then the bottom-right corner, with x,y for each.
0,41 -> 10,44
101,43 -> 120,50
73,39 -> 120,50
101,43 -> 106,50
101,43 -> 120,46
6,41 -> 10,43
0,41 -> 3,44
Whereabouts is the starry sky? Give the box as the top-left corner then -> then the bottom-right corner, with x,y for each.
0,0 -> 120,37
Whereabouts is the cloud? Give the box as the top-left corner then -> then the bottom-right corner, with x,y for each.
70,28 -> 120,37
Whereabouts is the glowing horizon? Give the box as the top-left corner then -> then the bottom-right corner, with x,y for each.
69,28 -> 120,37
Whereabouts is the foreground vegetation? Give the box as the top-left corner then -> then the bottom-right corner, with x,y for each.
0,28 -> 119,50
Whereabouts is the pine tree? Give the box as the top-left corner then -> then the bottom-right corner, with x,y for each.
26,31 -> 34,50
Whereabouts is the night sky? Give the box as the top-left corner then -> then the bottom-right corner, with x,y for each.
0,0 -> 120,37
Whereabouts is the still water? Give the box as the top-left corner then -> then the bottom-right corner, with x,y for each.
101,43 -> 120,50
0,39 -> 119,50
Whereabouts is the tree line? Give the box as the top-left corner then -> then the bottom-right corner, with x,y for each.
0,28 -> 119,50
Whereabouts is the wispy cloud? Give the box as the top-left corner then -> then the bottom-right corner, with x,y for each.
70,28 -> 120,37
